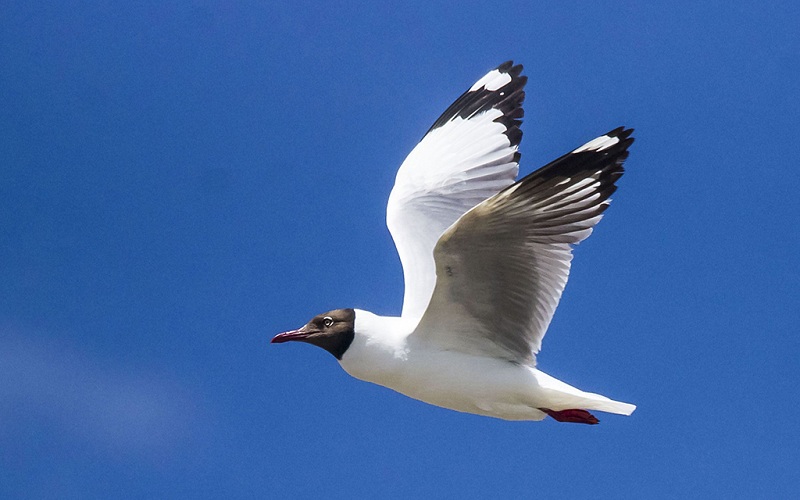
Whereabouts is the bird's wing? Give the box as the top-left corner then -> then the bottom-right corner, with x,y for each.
387,62 -> 527,325
411,128 -> 634,364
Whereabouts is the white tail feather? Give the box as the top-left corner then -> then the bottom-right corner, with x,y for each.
534,369 -> 636,416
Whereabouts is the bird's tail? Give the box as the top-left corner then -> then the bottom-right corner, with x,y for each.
533,369 -> 636,416
580,395 -> 636,416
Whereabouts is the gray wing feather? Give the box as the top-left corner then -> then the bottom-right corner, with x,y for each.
412,128 -> 634,364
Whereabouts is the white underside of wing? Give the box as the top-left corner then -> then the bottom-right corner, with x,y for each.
387,108 -> 519,324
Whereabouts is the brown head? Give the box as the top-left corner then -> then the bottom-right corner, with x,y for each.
271,308 -> 356,360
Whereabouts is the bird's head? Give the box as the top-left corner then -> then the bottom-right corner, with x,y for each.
271,308 -> 356,359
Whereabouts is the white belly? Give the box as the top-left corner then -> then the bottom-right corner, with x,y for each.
341,343 -> 547,421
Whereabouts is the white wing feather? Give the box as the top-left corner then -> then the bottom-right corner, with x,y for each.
387,62 -> 527,324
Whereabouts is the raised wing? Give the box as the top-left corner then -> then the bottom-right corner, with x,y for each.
387,62 -> 527,325
412,128 -> 635,364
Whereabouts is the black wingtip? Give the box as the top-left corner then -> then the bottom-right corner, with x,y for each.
425,61 -> 528,138
506,125 -> 635,206
504,126 -> 523,148
606,126 -> 635,144
495,60 -> 524,77
496,60 -> 514,72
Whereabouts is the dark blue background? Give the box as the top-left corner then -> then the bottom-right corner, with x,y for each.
2,1 -> 799,497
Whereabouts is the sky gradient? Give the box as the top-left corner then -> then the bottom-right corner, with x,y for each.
2,1 -> 799,498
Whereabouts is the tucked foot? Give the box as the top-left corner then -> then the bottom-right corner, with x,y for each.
539,408 -> 599,425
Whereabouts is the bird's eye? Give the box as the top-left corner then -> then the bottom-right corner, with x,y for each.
323,316 -> 334,328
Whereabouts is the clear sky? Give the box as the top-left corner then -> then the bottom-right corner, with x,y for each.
2,1 -> 799,498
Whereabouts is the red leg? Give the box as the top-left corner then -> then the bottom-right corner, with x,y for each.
539,408 -> 599,425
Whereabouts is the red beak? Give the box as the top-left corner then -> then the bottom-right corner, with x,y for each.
271,327 -> 311,343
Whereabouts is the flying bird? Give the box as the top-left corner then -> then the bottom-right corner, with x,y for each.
273,61 -> 636,424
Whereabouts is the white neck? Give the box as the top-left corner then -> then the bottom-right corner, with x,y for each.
338,309 -> 417,383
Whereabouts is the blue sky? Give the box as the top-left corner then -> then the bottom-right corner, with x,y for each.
2,1 -> 799,498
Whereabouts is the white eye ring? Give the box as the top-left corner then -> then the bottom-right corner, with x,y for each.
323,316 -> 334,328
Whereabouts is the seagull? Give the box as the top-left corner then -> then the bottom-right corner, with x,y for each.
272,61 -> 636,424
